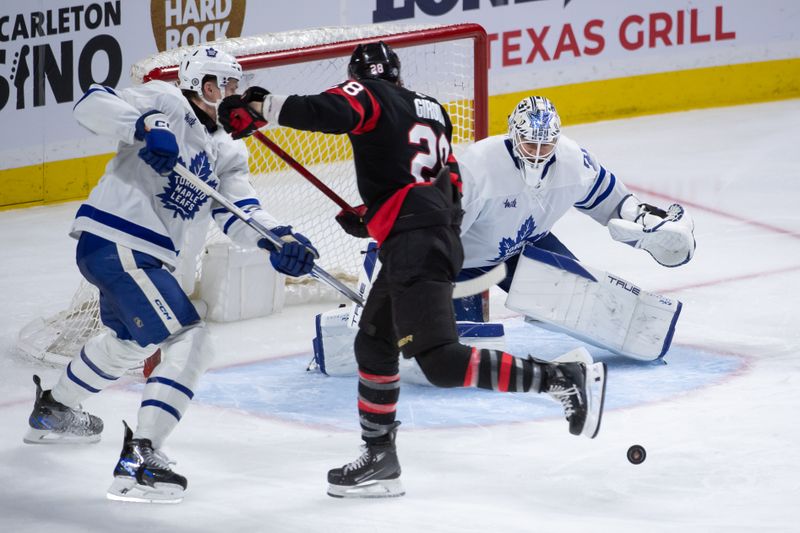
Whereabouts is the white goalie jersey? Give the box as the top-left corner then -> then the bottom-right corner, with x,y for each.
71,80 -> 278,267
458,133 -> 631,268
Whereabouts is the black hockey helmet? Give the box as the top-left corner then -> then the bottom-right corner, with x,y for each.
347,41 -> 401,84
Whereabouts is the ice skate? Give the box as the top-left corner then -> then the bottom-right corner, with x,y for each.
327,427 -> 404,498
24,375 -> 103,444
107,421 -> 187,504
536,347 -> 607,438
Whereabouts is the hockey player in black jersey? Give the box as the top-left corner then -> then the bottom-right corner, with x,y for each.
218,41 -> 608,499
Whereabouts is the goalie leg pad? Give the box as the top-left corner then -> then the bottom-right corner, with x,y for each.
506,244 -> 682,361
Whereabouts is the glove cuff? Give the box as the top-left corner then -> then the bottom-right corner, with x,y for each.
134,110 -> 170,141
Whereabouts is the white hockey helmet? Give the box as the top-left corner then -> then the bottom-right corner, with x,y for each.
178,46 -> 242,101
508,96 -> 561,187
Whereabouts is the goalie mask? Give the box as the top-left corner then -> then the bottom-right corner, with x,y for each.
508,96 -> 561,188
178,46 -> 243,105
348,41 -> 402,85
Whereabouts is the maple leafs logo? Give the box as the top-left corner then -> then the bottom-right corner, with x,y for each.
157,151 -> 217,220
492,216 -> 546,262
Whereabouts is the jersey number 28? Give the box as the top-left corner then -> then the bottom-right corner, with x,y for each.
408,123 -> 451,182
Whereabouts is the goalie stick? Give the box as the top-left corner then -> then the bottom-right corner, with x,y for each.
453,263 -> 506,298
172,163 -> 366,306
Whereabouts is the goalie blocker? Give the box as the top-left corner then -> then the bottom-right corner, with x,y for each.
506,244 -> 682,361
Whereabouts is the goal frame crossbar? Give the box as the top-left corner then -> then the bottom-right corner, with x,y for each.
142,23 -> 488,140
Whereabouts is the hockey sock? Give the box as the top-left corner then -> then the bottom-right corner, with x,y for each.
357,369 -> 400,445
463,347 -> 543,392
51,332 -> 153,408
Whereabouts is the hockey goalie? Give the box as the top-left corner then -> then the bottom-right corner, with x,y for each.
314,95 -> 695,377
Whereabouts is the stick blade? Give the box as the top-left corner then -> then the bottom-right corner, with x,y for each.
452,263 -> 507,299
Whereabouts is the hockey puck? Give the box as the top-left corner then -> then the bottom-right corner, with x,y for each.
627,445 -> 646,465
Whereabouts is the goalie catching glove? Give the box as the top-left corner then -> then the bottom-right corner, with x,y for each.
258,225 -> 319,277
218,86 -> 269,139
608,196 -> 696,267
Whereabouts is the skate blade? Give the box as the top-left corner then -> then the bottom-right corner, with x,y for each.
327,478 -> 405,499
23,427 -> 101,445
107,477 -> 184,504
582,361 -> 607,439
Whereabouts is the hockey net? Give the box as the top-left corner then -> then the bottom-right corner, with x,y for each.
17,23 -> 488,368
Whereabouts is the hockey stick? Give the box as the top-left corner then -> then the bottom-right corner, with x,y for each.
452,263 -> 506,298
251,132 -> 506,298
172,163 -> 365,306
253,131 -> 360,214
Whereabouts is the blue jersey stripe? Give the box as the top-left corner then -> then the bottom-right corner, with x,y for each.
540,154 -> 557,181
575,167 -> 606,207
212,198 -> 260,219
222,214 -> 239,234
235,198 -> 260,208
73,85 -> 117,110
578,172 -> 617,211
80,349 -> 119,381
66,362 -> 102,393
146,376 -> 194,399
76,204 -> 176,253
141,399 -> 182,420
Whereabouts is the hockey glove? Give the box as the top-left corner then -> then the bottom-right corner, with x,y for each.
258,225 -> 319,277
218,86 -> 269,139
134,111 -> 179,176
608,200 -> 696,267
335,205 -> 369,238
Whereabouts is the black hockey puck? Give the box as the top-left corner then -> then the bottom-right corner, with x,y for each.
627,444 -> 646,465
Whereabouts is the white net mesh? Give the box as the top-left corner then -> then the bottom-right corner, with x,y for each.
17,23 -> 485,367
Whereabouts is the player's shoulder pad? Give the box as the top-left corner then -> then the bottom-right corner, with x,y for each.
557,134 -> 599,172
461,134 -> 511,169
461,135 -> 525,198
141,79 -> 191,114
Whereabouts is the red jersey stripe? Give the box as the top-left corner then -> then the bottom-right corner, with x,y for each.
354,86 -> 381,134
326,86 -> 367,132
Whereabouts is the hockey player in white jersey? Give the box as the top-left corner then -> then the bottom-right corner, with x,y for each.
454,96 -> 695,354
312,95 -> 695,374
23,46 -> 318,503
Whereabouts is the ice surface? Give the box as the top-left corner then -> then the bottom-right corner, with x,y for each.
1,100 -> 799,533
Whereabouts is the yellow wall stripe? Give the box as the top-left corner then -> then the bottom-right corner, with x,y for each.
1,153 -> 113,210
488,57 -> 800,135
2,57 -> 798,210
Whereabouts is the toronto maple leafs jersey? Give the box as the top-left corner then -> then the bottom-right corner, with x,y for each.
458,133 -> 631,269
71,80 -> 277,267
